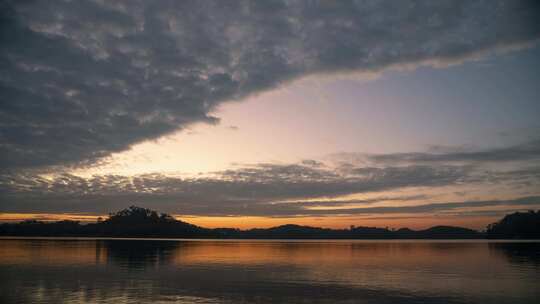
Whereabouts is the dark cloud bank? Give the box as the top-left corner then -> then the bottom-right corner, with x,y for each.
2,1 -> 540,217
1,0 -> 539,170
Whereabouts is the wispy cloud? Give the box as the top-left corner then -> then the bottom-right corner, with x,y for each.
367,140 -> 540,164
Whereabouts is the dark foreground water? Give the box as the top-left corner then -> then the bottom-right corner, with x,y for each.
0,239 -> 539,303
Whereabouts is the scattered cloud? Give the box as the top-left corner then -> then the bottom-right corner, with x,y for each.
2,139 -> 540,216
0,163 -> 469,214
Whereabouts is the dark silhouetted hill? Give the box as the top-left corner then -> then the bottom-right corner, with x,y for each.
0,206 -> 538,239
392,225 -> 480,239
0,206 -> 215,238
91,206 -> 212,237
487,210 -> 540,239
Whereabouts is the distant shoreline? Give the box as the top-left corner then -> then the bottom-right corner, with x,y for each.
3,236 -> 540,243
2,207 -> 538,239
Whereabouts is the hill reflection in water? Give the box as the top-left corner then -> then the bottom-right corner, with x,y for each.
1,239 -> 539,303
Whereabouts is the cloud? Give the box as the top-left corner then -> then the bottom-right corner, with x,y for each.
366,139 -> 540,165
300,159 -> 325,167
312,196 -> 540,217
2,159 -> 540,216
1,0 -> 539,170
0,162 -> 469,214
1,138 -> 540,216
1,160 -> 539,216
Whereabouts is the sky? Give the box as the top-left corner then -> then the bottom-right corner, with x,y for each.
1,0 -> 540,230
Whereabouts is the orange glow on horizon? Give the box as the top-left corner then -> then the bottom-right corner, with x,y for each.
179,214 -> 497,231
0,213 -> 102,223
0,212 -> 499,231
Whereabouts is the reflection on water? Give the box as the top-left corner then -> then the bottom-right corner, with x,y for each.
1,239 -> 539,303
489,242 -> 540,266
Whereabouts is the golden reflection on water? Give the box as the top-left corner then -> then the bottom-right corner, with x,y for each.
1,239 -> 539,304
0,239 -> 517,267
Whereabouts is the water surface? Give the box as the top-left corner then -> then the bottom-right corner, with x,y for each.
1,238 -> 539,303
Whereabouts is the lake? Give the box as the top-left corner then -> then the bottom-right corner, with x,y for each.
1,238 -> 539,303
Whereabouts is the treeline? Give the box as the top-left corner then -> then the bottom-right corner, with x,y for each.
0,206 -> 539,239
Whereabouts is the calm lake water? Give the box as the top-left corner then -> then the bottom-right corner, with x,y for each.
1,239 -> 539,303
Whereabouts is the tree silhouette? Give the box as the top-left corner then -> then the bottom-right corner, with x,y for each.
487,210 -> 540,239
